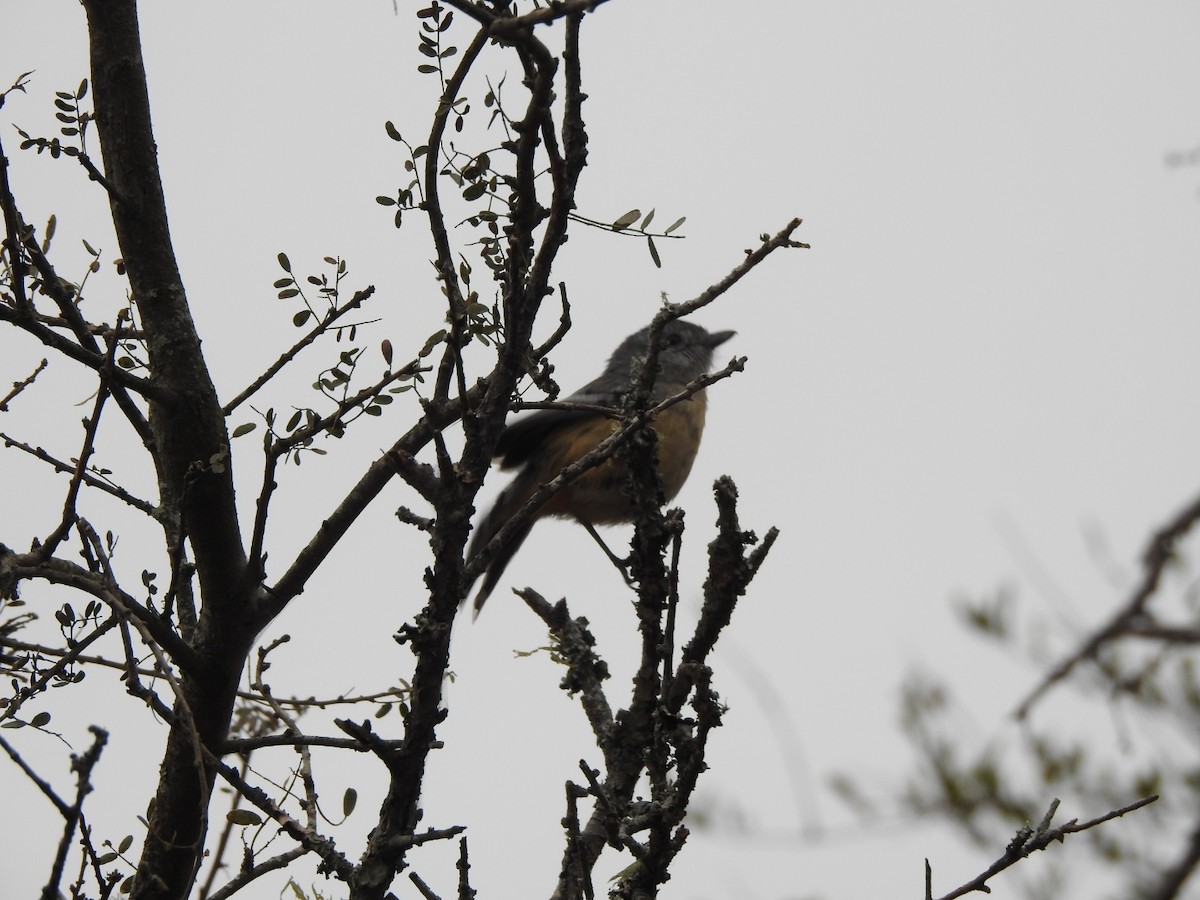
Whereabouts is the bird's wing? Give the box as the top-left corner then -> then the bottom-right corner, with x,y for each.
494,380 -> 621,469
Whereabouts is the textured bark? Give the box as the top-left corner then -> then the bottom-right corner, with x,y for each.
82,3 -> 254,897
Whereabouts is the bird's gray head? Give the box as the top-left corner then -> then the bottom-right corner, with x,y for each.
606,320 -> 735,389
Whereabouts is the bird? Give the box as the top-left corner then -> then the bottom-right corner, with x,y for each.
465,319 -> 735,615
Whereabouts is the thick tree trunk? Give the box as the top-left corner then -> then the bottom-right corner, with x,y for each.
82,3 -> 255,897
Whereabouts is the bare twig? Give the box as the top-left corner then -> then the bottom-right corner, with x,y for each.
683,219 -> 808,316
927,796 -> 1159,900
526,282 -> 573,381
408,871 -> 441,900
204,847 -> 307,900
631,218 -> 806,413
42,726 -> 108,900
0,731 -> 72,817
0,358 -> 47,410
0,431 -> 156,515
456,837 -> 473,900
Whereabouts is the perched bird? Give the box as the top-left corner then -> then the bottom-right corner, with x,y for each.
466,319 -> 734,615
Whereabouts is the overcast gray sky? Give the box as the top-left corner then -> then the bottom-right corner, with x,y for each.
4,2 -> 1200,898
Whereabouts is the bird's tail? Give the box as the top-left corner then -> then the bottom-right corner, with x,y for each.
465,475 -> 538,618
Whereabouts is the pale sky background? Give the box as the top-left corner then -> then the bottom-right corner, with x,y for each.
3,2 -> 1200,898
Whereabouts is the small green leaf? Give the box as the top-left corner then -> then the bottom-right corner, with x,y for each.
611,208 -> 641,231
31,711 -> 51,728
226,809 -> 263,826
277,252 -> 292,272
343,788 -> 358,817
231,422 -> 257,438
118,834 -> 133,853
641,208 -> 655,230
647,235 -> 661,269
420,329 -> 447,358
376,195 -> 396,206
664,216 -> 686,235
292,310 -> 312,327
385,121 -> 402,142
278,288 -> 300,299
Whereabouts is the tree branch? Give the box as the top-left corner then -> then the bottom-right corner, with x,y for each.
222,286 -> 377,416
0,357 -> 47,410
1016,490 -> 1200,719
38,316 -> 123,559
0,541 -> 200,674
927,796 -> 1159,900
0,431 -> 157,516
42,726 -> 108,900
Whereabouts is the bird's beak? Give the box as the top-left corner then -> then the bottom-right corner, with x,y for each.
706,330 -> 736,348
